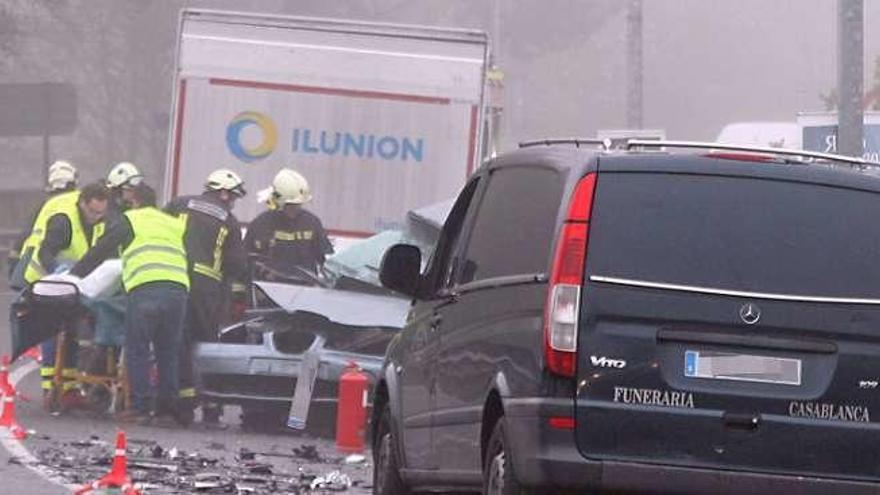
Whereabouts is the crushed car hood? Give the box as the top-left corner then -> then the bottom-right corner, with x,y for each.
256,281 -> 410,329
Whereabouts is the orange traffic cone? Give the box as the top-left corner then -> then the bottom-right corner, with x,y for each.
74,431 -> 141,495
0,355 -> 14,397
0,393 -> 26,440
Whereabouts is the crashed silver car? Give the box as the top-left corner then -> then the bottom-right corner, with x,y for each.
194,200 -> 450,428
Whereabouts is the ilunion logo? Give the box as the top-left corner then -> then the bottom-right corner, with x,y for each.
225,111 -> 278,162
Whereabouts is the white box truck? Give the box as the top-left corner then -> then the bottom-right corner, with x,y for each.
165,9 -> 490,237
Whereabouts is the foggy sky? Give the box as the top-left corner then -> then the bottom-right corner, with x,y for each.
1,0 -> 879,190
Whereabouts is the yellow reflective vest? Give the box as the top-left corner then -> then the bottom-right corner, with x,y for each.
121,207 -> 189,292
20,190 -> 88,284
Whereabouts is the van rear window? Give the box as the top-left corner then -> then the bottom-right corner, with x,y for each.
587,172 -> 880,299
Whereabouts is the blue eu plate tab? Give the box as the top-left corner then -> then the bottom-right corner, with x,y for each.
684,350 -> 697,377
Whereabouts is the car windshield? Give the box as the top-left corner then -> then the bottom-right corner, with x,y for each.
324,199 -> 451,287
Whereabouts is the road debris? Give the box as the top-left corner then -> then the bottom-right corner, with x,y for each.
69,435 -> 108,448
311,470 -> 352,491
31,432 -> 371,493
293,444 -> 321,462
205,441 -> 226,451
237,447 -> 256,461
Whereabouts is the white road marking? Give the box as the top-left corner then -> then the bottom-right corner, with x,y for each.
0,359 -> 77,490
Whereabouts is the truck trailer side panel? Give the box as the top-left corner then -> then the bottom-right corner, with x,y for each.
166,10 -> 489,234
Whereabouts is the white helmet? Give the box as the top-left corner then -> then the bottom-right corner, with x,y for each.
47,160 -> 77,192
268,168 -> 312,205
205,169 -> 246,197
106,161 -> 142,189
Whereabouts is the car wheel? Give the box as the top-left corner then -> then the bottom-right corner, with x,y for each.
304,403 -> 337,438
483,417 -> 533,495
240,403 -> 287,432
373,404 -> 410,495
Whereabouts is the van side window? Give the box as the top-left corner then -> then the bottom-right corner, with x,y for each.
456,167 -> 563,284
422,177 -> 481,294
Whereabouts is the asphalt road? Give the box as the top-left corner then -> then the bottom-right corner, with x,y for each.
0,287 -> 374,494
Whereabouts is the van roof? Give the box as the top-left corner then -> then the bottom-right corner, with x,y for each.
489,141 -> 880,193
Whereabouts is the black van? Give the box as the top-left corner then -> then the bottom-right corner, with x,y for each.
372,141 -> 880,494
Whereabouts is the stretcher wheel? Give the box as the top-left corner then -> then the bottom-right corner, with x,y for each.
85,384 -> 112,414
46,386 -> 62,415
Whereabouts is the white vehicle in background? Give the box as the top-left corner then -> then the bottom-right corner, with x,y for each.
597,128 -> 666,148
798,112 -> 880,162
165,9 -> 491,240
715,121 -> 801,149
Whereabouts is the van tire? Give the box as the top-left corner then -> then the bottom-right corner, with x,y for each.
483,417 -> 533,495
373,404 -> 410,495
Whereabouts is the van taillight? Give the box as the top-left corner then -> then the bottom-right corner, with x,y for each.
544,173 -> 596,378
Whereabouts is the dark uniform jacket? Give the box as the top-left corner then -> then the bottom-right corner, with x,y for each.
243,208 -> 333,274
70,215 -> 135,278
164,193 -> 247,288
38,205 -> 97,274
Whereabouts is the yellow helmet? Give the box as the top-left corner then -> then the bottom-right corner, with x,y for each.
47,160 -> 77,191
106,161 -> 142,189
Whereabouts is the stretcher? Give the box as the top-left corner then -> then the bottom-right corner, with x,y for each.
9,261 -> 130,413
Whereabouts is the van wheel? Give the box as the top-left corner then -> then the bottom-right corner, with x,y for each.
484,417 -> 532,495
373,404 -> 410,495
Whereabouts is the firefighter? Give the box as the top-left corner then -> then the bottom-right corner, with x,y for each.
245,168 -> 333,278
8,160 -> 79,284
165,169 -> 248,426
71,183 -> 189,427
16,181 -> 109,406
105,161 -> 142,213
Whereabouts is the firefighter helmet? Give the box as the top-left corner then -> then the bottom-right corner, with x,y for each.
106,162 -> 143,189
205,169 -> 246,197
47,160 -> 78,192
270,168 -> 312,205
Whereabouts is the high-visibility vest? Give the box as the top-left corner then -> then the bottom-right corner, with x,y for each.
21,190 -> 89,284
121,207 -> 190,292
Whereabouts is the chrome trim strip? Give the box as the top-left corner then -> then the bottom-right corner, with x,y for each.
625,139 -> 873,165
589,275 -> 880,305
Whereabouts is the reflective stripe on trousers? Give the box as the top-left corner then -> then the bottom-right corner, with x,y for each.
40,366 -> 78,391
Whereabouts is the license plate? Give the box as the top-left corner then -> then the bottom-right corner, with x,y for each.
684,350 -> 802,386
249,358 -> 299,375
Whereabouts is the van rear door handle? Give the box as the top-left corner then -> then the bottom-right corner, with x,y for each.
658,329 -> 837,354
723,412 -> 760,432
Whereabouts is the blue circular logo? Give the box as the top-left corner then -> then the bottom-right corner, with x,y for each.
226,111 -> 278,162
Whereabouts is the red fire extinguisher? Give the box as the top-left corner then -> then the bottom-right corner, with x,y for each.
336,362 -> 369,453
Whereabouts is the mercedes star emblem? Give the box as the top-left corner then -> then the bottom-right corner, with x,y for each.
739,302 -> 761,325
